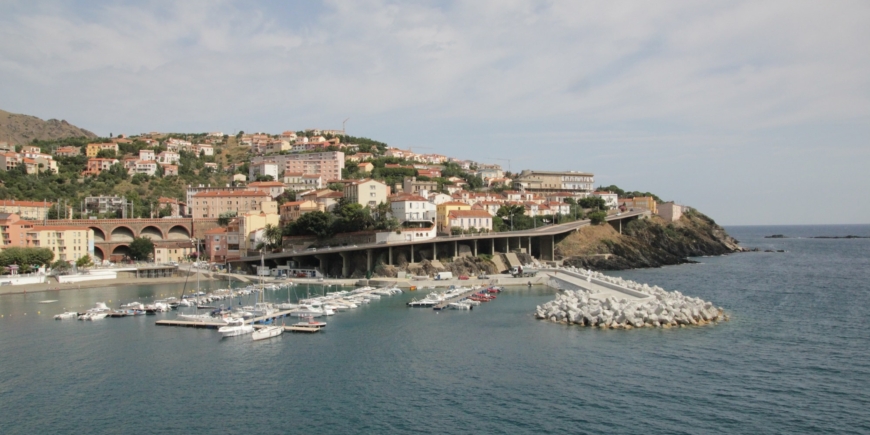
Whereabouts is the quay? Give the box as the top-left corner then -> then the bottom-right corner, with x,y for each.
155,309 -> 298,330
433,287 -> 483,310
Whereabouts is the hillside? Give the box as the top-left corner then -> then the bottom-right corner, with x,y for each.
0,109 -> 96,145
558,209 -> 743,270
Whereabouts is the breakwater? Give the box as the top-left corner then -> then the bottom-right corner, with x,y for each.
535,267 -> 727,328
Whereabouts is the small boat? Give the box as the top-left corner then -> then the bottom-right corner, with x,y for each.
87,312 -> 108,321
252,325 -> 283,341
219,318 -> 255,338
293,316 -> 326,329
54,312 -> 78,320
448,301 -> 472,310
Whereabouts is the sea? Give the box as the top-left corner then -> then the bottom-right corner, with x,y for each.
0,225 -> 868,434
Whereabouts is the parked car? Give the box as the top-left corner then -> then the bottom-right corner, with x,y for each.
477,274 -> 489,279
459,275 -> 469,280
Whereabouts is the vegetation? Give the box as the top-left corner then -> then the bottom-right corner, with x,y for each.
129,237 -> 155,261
589,211 -> 608,225
75,254 -> 94,269
597,185 -> 662,203
0,247 -> 54,273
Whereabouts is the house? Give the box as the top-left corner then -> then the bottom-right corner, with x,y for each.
358,162 -> 374,173
402,176 -> 438,196
157,151 -> 180,165
344,179 -> 389,209
139,149 -> 155,161
0,152 -> 20,171
592,191 -> 619,209
193,144 -> 214,156
85,142 -> 118,157
54,146 -> 81,157
512,170 -> 594,194
131,160 -> 158,176
300,189 -> 343,212
347,152 -> 373,162
279,200 -> 320,226
83,158 -> 119,176
160,164 -> 178,176
436,201 -> 472,234
204,162 -> 218,171
446,210 -> 493,233
389,193 -> 435,224
157,197 -> 186,217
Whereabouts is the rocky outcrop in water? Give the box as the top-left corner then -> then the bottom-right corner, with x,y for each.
535,268 -> 727,329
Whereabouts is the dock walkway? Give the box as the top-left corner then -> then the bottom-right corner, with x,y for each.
433,287 -> 482,310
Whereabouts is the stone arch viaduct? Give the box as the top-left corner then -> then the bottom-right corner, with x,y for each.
44,218 -> 220,262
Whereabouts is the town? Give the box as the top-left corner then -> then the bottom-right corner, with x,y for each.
0,128 -> 677,278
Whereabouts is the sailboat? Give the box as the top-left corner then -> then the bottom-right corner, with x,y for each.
251,250 -> 282,341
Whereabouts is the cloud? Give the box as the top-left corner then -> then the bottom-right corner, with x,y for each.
0,0 -> 868,223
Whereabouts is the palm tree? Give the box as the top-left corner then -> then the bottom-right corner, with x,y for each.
264,224 -> 282,251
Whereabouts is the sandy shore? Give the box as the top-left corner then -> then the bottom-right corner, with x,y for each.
0,272 -> 220,296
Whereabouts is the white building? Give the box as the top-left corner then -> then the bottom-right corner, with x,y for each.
389,193 -> 436,224
250,161 -> 280,180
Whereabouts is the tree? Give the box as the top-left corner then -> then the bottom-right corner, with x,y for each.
129,237 -> 155,261
255,174 -> 274,182
0,247 -> 54,272
263,224 -> 283,251
579,196 -> 606,210
589,211 -> 607,225
76,254 -> 94,269
218,211 -> 237,227
96,149 -> 117,159
286,211 -> 334,239
51,259 -> 72,275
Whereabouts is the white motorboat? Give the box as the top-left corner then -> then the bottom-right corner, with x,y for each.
252,325 -> 283,341
54,312 -> 78,320
290,305 -> 324,317
177,313 -> 226,323
87,312 -> 108,320
448,301 -> 472,310
219,319 -> 255,337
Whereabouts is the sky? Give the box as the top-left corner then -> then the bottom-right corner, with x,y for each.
0,0 -> 868,225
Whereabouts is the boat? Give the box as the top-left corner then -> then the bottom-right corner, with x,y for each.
87,312 -> 108,320
293,316 -> 327,329
219,318 -> 255,337
54,311 -> 78,320
252,325 -> 283,341
448,301 -> 472,310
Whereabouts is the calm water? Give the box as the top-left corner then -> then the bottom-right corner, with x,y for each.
0,225 -> 868,434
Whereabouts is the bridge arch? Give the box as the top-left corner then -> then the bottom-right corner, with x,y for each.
92,246 -> 106,263
90,227 -> 106,242
140,225 -> 165,240
110,226 -> 135,242
111,245 -> 131,262
167,225 -> 191,240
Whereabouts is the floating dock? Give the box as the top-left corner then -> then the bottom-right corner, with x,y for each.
433,287 -> 483,310
155,309 -> 300,330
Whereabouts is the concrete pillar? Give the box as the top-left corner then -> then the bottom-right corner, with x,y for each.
473,239 -> 478,256
538,235 -> 555,261
410,245 -> 415,263
453,240 -> 458,257
340,252 -> 349,277
366,249 -> 372,272
433,242 -> 437,260
388,246 -> 393,265
316,254 -> 329,277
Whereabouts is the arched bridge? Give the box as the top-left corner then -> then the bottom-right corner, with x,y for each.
44,218 -> 220,262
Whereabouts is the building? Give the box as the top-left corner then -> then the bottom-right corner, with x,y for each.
85,196 -> 127,216
278,200 -> 320,226
157,197 -> 186,217
446,210 -> 493,233
191,190 -> 277,219
0,200 -> 54,221
300,189 -> 344,212
247,181 -> 285,198
185,185 -> 252,211
389,193 -> 435,224
161,164 -> 178,176
157,151 -> 180,165
657,202 -> 683,222
592,191 -> 619,209
54,146 -> 81,157
402,176 -> 438,196
85,142 -> 119,157
618,196 -> 658,214
203,226 -> 235,264
0,214 -> 94,261
249,161 -> 281,180
344,179 -> 389,209
193,144 -> 214,156
436,201 -> 472,234
238,211 -> 280,253
139,149 -> 155,161
513,170 -> 594,194
131,160 -> 158,176
83,158 -> 119,176
251,151 -> 344,181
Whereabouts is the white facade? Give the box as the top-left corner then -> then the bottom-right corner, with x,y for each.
250,162 -> 280,180
390,197 -> 436,223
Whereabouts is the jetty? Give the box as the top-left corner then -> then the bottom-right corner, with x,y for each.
432,287 -> 482,310
155,309 -> 298,330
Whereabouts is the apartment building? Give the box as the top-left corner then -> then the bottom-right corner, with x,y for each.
191,190 -> 277,219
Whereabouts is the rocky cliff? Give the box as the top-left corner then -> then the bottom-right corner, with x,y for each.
559,209 -> 742,270
0,109 -> 96,145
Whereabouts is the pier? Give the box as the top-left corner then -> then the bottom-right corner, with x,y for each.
433,287 -> 482,310
155,309 -> 300,329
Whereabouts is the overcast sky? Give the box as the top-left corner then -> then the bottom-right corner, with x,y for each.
1,0 -> 868,225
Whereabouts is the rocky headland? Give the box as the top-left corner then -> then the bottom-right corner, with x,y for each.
557,209 -> 742,270
0,108 -> 96,145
